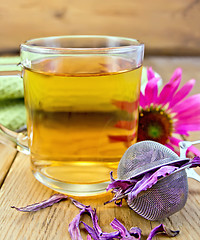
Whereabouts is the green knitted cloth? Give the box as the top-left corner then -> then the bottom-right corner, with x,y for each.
0,75 -> 24,100
0,99 -> 26,130
0,57 -> 26,130
0,57 -> 151,131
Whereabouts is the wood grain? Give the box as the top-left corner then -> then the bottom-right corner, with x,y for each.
144,56 -> 200,95
0,56 -> 200,239
0,143 -> 16,186
0,151 -> 199,239
0,0 -> 200,55
0,152 -> 151,240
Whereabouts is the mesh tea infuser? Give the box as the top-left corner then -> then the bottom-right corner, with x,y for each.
117,140 -> 200,221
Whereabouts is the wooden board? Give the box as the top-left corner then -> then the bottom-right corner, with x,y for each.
0,150 -> 199,239
144,56 -> 200,93
0,144 -> 16,186
0,56 -> 200,239
0,0 -> 200,55
0,151 -> 199,240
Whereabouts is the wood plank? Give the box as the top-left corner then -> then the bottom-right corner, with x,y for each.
0,154 -> 199,239
0,153 -> 151,240
144,56 -> 200,95
0,0 -> 200,55
0,56 -> 199,239
0,143 -> 17,186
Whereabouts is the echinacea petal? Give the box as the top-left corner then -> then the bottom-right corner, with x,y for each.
169,79 -> 196,108
97,231 -> 120,240
175,109 -> 200,121
168,136 -> 181,147
139,67 -> 200,160
174,110 -> 200,125
191,156 -> 200,167
165,143 -> 175,151
69,200 -> 104,239
188,145 -> 200,156
169,136 -> 200,156
129,227 -> 142,239
175,114 -> 200,124
70,198 -> 141,240
71,199 -> 103,235
81,222 -> 98,240
128,166 -> 177,201
91,209 -> 102,235
106,178 -> 136,192
68,199 -> 97,240
145,77 -> 159,106
147,67 -> 156,81
11,194 -> 68,212
175,123 -> 200,132
157,68 -> 182,106
171,94 -> 200,114
87,235 -> 92,240
173,129 -> 189,136
140,92 -> 148,108
147,224 -> 179,240
157,80 -> 180,106
110,218 -> 141,239
110,218 -> 130,237
174,116 -> 200,130
68,210 -> 84,240
169,68 -> 182,84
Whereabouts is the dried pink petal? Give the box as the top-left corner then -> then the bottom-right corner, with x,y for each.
111,218 -> 141,239
68,210 -> 84,240
69,199 -> 103,240
104,172 -> 136,206
70,199 -> 142,240
87,235 -> 92,240
106,151 -> 200,208
105,165 -> 178,206
190,156 -> 200,167
82,220 -> 121,240
11,194 -> 68,212
107,173 -> 136,192
81,222 -> 99,240
147,224 -> 179,240
129,227 -> 142,239
128,166 -> 177,201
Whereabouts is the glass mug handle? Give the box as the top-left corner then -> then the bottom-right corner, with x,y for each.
0,61 -> 29,155
0,123 -> 29,154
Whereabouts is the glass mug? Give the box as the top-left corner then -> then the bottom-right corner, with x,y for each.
0,36 -> 144,196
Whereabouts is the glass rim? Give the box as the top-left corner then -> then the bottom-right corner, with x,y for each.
20,35 -> 144,54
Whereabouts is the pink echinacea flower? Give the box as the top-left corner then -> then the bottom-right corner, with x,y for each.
138,67 -> 200,156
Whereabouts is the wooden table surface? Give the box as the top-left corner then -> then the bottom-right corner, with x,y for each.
0,56 -> 200,240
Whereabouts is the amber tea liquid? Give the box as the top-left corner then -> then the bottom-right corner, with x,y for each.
23,56 -> 142,195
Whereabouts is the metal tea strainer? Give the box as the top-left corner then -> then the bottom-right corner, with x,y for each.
117,140 -> 200,221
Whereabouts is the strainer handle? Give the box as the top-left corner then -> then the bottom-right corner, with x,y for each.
179,140 -> 200,182
186,168 -> 200,182
179,140 -> 200,158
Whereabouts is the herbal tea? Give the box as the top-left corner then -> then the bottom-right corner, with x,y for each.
23,56 -> 142,193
